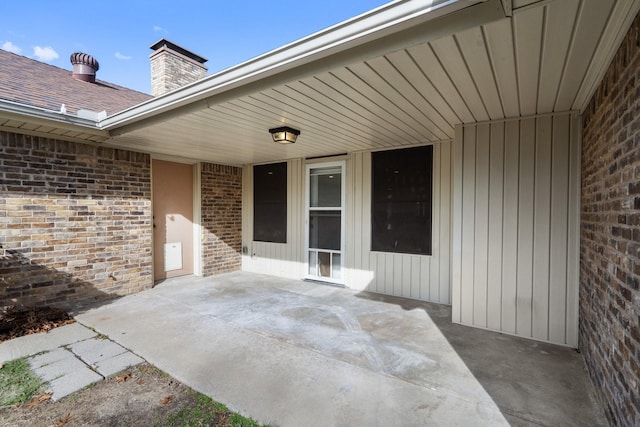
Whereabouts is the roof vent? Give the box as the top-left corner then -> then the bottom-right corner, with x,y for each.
70,52 -> 99,83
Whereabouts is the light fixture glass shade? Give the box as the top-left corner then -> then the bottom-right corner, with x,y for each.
269,126 -> 300,144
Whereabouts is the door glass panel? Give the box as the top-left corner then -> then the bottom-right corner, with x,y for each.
332,253 -> 341,279
309,251 -> 317,275
318,252 -> 331,278
310,167 -> 342,207
309,210 -> 341,250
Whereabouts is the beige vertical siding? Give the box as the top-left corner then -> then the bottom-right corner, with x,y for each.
242,144 -> 452,305
451,112 -> 580,347
346,142 -> 452,305
242,159 -> 305,279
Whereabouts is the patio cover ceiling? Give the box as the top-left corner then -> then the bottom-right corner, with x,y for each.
3,0 -> 639,166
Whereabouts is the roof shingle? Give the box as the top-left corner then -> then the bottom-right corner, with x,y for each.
0,49 -> 152,117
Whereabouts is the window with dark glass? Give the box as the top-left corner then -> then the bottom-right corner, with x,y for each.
371,146 -> 433,255
253,162 -> 287,243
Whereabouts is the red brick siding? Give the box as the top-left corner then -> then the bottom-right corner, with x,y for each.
581,13 -> 640,426
200,163 -> 242,276
0,132 -> 153,310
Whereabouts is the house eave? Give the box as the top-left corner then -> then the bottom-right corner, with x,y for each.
102,0 -> 504,135
0,99 -> 110,141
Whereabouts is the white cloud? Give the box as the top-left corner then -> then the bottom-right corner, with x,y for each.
115,52 -> 132,60
33,46 -> 59,62
2,41 -> 21,54
153,25 -> 168,34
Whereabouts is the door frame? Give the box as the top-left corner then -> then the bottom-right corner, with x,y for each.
304,160 -> 346,285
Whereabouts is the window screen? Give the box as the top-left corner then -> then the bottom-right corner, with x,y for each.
371,146 -> 433,255
253,162 -> 287,243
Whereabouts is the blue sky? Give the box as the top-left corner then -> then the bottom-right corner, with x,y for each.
2,1 -> 391,94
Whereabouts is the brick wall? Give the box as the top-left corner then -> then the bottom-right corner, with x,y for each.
150,49 -> 207,96
0,132 -> 153,310
200,163 -> 242,276
581,13 -> 640,426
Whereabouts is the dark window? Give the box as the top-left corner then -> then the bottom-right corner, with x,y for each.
253,162 -> 287,243
371,146 -> 433,255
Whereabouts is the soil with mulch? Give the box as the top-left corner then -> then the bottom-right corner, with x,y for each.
0,306 -> 76,344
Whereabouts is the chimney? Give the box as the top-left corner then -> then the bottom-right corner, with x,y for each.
70,52 -> 99,83
149,39 -> 208,96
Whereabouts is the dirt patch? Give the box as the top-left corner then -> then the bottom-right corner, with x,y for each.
0,306 -> 75,343
0,363 -> 242,426
0,308 -> 263,426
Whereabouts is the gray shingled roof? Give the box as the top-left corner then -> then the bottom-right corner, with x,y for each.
0,49 -> 152,116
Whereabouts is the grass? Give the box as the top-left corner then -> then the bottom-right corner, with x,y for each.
0,358 -> 44,406
0,359 -> 268,426
156,392 -> 266,427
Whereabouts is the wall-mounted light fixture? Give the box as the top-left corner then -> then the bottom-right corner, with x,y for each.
269,126 -> 300,144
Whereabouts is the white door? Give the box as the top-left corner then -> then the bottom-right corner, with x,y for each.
305,161 -> 346,284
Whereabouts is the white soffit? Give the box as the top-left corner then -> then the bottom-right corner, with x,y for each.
102,0 -> 639,166
102,0 -> 499,131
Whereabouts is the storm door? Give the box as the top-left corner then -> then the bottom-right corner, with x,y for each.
305,161 -> 345,284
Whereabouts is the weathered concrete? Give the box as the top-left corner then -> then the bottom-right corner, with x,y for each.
69,337 -> 144,377
29,348 -> 103,400
76,272 -> 606,426
369,295 -> 607,426
0,322 -> 144,401
0,323 -> 96,363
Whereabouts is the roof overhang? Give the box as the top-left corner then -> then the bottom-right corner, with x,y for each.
102,0 -> 501,134
0,99 -> 110,144
2,0 -> 639,166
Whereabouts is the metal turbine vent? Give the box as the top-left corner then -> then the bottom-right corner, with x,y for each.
70,52 -> 100,83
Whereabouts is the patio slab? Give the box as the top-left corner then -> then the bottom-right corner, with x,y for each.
76,272 -> 605,426
78,273 -> 508,426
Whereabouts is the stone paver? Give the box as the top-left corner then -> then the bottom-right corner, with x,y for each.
0,322 -> 144,401
0,323 -> 96,363
69,337 -> 129,364
47,368 -> 103,401
93,351 -> 144,377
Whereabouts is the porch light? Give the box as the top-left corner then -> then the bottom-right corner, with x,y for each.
269,126 -> 300,144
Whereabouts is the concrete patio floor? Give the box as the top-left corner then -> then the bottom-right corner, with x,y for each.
76,272 -> 605,426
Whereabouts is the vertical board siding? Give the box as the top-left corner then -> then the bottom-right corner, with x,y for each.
346,143 -> 452,305
501,121 -> 520,334
532,117 -> 552,340
565,116 -> 581,346
487,122 -> 505,331
548,115 -> 570,344
461,127 -> 477,323
452,112 -> 580,347
451,126 -> 464,322
243,146 -> 452,305
516,118 -> 535,337
242,159 -> 304,279
438,141 -> 452,304
474,124 -> 490,328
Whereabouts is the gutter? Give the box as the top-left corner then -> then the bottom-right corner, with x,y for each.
0,99 -> 108,135
101,0 -> 504,135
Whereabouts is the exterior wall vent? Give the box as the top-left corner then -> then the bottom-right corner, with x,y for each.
70,52 -> 99,83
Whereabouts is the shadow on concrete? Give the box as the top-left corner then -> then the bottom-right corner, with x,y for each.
0,248 -> 121,314
353,290 -> 606,426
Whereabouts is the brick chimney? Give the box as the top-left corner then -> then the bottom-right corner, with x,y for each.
149,39 -> 208,96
